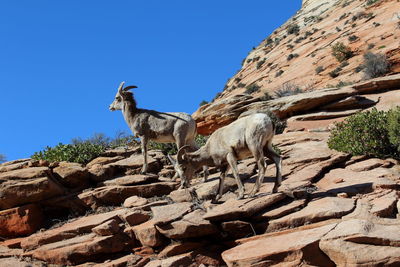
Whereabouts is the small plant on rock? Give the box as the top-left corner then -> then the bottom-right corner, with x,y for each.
328,108 -> 399,159
274,83 -> 303,98
362,52 -> 390,79
331,42 -> 354,62
245,84 -> 261,94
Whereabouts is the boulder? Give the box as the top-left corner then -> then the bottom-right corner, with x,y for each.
320,219 -> 400,266
131,220 -> 165,247
109,153 -> 161,173
87,163 -> 116,183
151,202 -> 193,225
120,209 -> 151,226
268,197 -> 355,232
0,204 -> 43,238
156,209 -> 219,239
203,193 -> 286,221
369,191 -> 398,218
123,195 -> 149,208
222,223 -> 337,267
0,176 -> 65,210
53,162 -> 90,188
91,218 -> 121,236
86,156 -> 124,168
0,167 -> 50,180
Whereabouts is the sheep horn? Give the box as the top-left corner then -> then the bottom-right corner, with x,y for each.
123,85 -> 138,91
177,145 -> 191,163
118,81 -> 126,93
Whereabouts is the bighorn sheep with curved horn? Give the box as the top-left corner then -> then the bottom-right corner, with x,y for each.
169,113 -> 282,200
109,81 -> 201,175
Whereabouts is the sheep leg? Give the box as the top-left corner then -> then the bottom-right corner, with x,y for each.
214,165 -> 228,202
249,154 -> 266,197
227,152 -> 245,199
140,136 -> 148,174
264,141 -> 282,193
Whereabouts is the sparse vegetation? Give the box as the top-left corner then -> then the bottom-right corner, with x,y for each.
336,81 -> 354,87
388,107 -> 400,153
340,61 -> 349,68
274,83 -> 303,98
331,42 -> 354,62
32,132 -> 138,164
275,70 -> 284,77
287,53 -> 299,61
329,67 -> 342,78
366,0 -> 380,6
245,84 -> 261,94
0,154 -> 6,163
260,92 -> 273,101
328,108 -> 399,159
287,23 -> 300,35
256,59 -> 266,69
237,83 -> 246,88
315,66 -> 324,74
348,35 -> 358,42
362,52 -> 390,79
367,43 -> 375,49
199,100 -> 208,106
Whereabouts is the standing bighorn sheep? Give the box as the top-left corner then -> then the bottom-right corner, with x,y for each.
109,81 -> 199,174
169,113 -> 282,200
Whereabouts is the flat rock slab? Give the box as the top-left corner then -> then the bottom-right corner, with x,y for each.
93,254 -> 149,267
203,193 -> 286,221
156,209 -> 218,239
320,219 -> 400,266
86,156 -> 124,168
104,174 -> 159,186
131,220 -> 164,247
0,167 -> 50,180
21,209 -> 126,250
222,223 -> 337,267
268,197 -> 355,232
151,202 -> 193,225
346,158 -> 387,172
31,233 -> 128,265
123,195 -> 149,208
255,199 -> 306,220
317,167 -> 398,195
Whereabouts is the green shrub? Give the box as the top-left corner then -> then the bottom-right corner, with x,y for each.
328,108 -> 399,159
362,52 -> 390,79
199,100 -> 208,106
331,42 -> 353,62
245,84 -> 261,94
315,66 -> 324,74
32,142 -> 106,164
274,83 -> 303,98
287,24 -> 300,35
366,0 -> 380,6
256,59 -> 266,69
329,67 -> 342,78
387,107 -> 400,152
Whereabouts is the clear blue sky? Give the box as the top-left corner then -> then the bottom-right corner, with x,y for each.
0,0 -> 301,161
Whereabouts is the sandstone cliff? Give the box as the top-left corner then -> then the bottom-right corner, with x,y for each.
194,0 -> 400,135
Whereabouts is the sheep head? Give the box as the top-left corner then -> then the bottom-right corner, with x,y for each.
168,146 -> 196,186
109,81 -> 138,111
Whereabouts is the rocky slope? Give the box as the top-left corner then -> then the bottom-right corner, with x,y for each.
194,0 -> 400,135
2,73 -> 400,266
1,98 -> 400,266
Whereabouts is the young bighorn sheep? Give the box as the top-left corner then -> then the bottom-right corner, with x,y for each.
109,81 -> 199,174
169,113 -> 282,200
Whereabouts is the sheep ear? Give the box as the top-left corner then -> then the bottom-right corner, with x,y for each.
167,154 -> 176,165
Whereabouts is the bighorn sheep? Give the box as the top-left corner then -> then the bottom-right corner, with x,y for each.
109,81 -> 199,174
169,113 -> 282,200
